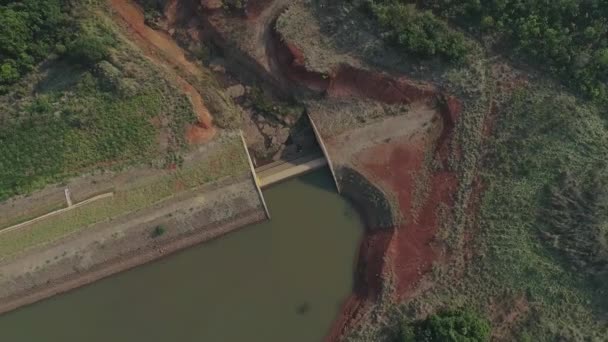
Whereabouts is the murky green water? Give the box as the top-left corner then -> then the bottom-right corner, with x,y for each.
0,170 -> 363,342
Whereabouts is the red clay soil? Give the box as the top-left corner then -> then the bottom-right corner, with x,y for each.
270,28 -> 330,92
110,0 -> 216,145
325,228 -> 393,342
324,126 -> 459,342
327,65 -> 437,105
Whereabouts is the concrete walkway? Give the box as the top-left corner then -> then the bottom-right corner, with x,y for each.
256,154 -> 327,188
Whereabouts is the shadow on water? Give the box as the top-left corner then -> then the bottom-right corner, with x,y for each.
297,167 -> 338,194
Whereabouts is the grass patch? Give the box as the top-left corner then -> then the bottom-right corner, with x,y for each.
276,2 -> 356,74
0,201 -> 67,232
0,135 -> 248,261
469,87 -> 608,339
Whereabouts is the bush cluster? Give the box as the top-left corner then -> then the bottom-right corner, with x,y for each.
0,0 -> 73,91
418,0 -> 608,102
399,310 -> 491,342
0,0 -> 115,92
366,1 -> 469,63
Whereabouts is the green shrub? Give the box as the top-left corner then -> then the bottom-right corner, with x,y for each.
66,32 -> 112,66
138,0 -> 166,29
0,61 -> 20,84
150,225 -> 167,238
415,0 -> 608,103
400,310 -> 491,342
367,1 -> 468,62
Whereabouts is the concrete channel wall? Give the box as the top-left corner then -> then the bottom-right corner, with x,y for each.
240,131 -> 271,219
307,114 -> 341,193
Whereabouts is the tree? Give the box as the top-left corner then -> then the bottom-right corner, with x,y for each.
66,34 -> 111,66
367,1 -> 468,63
0,0 -> 73,88
0,61 -> 20,84
399,310 -> 491,342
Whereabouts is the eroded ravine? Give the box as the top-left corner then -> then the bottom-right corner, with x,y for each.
109,0 -> 216,144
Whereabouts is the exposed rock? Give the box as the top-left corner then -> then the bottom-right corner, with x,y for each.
210,64 -> 226,74
283,115 -> 294,126
261,124 -> 276,136
226,84 -> 246,99
272,145 -> 286,161
241,111 -> 265,153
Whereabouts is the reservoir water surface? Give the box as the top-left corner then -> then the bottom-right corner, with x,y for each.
0,169 -> 364,342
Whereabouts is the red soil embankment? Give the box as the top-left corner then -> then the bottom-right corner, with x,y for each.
269,26 -> 462,341
327,65 -> 437,105
109,0 -> 216,145
270,27 -> 330,92
360,141 -> 457,297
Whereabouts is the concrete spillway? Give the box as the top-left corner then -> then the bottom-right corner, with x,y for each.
256,154 -> 328,188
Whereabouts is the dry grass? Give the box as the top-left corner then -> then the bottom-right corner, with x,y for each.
276,1 -> 360,73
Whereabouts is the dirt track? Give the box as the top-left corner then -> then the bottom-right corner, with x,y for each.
109,0 -> 216,144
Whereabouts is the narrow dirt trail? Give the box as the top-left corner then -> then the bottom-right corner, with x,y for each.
109,0 -> 216,144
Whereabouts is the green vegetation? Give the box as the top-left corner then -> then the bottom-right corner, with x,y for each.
65,29 -> 113,66
0,4 -> 198,201
463,87 -> 608,339
0,136 -> 248,260
0,0 -> 74,92
366,1 -> 468,62
541,167 -> 608,277
151,225 -> 167,238
418,0 -> 608,102
399,310 -> 491,342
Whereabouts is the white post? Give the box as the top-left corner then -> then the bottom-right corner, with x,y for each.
64,188 -> 73,207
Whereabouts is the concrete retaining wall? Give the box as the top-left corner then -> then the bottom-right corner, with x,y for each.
308,114 -> 341,193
